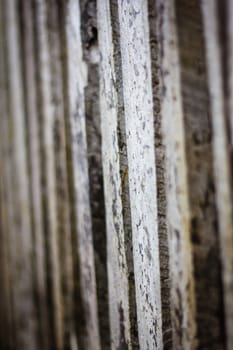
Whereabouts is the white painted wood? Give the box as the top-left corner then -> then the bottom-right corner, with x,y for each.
4,0 -> 38,348
64,1 -> 100,348
117,1 -> 163,348
34,0 -> 63,348
98,0 -> 138,348
156,0 -> 196,348
202,1 -> 233,348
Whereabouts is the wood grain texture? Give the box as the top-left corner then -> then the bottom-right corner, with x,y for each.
117,0 -> 163,348
148,1 -> 172,347
98,0 -> 139,348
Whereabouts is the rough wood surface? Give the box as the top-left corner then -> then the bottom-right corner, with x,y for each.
117,0 -> 163,348
148,1 -> 172,347
98,0 -> 139,348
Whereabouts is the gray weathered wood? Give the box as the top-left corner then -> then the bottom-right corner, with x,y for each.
98,0 -> 139,348
64,1 -> 100,348
80,1 -> 111,348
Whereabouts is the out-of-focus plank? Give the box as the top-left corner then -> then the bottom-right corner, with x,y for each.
46,1 -> 75,348
156,0 -> 196,348
4,0 -> 39,348
175,0 -> 225,348
20,1 -> 49,348
98,0 -> 139,348
64,0 -> 100,348
0,3 -> 14,346
202,1 -> 233,349
117,0 -> 163,348
34,0 -> 63,348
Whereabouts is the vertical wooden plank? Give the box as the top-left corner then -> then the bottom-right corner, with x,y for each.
175,1 -> 226,348
34,0 -> 63,348
148,1 -> 173,347
156,0 -> 196,348
4,0 -> 39,348
64,0 -> 100,348
20,1 -> 50,348
46,1 -> 75,347
202,1 -> 233,349
79,1 -> 111,348
117,0 -> 163,348
98,0 -> 139,348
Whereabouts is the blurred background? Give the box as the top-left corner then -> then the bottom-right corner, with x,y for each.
0,0 -> 232,349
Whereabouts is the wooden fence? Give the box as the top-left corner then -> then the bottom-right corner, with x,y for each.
0,0 -> 232,349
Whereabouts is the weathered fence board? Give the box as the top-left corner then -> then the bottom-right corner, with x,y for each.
79,1 -> 110,348
64,1 -> 100,348
98,0 -> 138,348
117,1 -> 163,348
